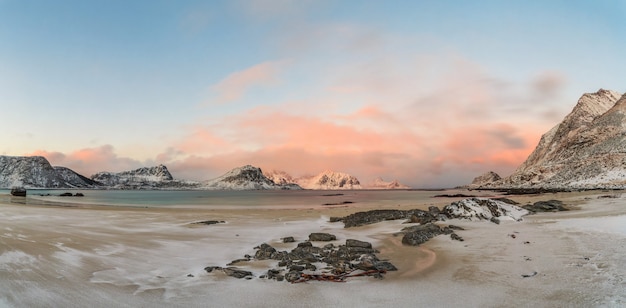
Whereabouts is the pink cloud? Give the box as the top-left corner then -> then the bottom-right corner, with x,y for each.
210,60 -> 286,104
27,145 -> 144,177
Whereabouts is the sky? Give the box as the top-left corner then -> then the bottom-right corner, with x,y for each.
1,0 -> 625,188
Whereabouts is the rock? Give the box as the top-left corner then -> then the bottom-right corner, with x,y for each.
442,198 -> 529,222
523,200 -> 568,212
204,266 -> 221,273
297,241 -> 313,248
450,233 -> 464,241
522,271 -> 538,278
254,243 -> 277,260
193,220 -> 225,225
374,261 -> 398,271
309,233 -> 336,241
266,269 -> 283,280
329,217 -> 343,223
448,225 -> 465,230
493,197 -> 519,205
433,193 -> 477,198
222,267 -> 253,279
428,206 -> 441,215
345,239 -> 372,248
74,193 -> 84,197
284,271 -> 303,282
341,209 -> 436,228
59,192 -> 73,197
401,223 -> 445,246
227,258 -> 250,265
282,236 -> 295,243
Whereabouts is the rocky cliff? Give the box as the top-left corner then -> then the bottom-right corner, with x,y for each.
0,155 -> 95,188
475,89 -> 626,189
470,171 -> 501,187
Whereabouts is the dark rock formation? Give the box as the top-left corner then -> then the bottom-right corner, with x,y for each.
522,200 -> 569,212
400,223 -> 450,246
192,220 -> 225,225
308,233 -> 337,241
340,209 -> 437,228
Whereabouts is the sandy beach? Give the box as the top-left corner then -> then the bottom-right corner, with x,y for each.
1,190 -> 624,307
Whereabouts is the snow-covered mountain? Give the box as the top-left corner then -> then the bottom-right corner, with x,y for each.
263,169 -> 298,186
296,170 -> 362,190
0,155 -> 95,188
473,88 -> 626,189
54,166 -> 100,188
367,177 -> 410,189
202,165 -> 302,190
91,164 -> 192,189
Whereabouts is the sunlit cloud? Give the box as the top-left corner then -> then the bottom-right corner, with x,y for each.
27,145 -> 144,177
209,60 -> 288,104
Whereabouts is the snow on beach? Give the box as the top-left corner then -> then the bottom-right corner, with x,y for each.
0,191 -> 625,307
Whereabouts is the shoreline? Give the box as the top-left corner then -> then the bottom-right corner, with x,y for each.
1,190 -> 624,307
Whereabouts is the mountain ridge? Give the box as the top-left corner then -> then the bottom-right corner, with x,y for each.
471,88 -> 626,189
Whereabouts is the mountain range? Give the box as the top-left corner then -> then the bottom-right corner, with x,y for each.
0,156 -> 408,190
470,88 -> 626,189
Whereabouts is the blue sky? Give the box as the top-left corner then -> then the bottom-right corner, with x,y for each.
1,0 -> 625,187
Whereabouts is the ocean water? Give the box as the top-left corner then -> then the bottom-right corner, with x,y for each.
0,189 -> 441,209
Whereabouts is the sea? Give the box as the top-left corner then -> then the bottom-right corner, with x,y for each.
0,189 -> 442,210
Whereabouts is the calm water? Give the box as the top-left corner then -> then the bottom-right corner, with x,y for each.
0,189 -> 442,209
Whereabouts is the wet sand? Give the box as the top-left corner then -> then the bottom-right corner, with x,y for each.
0,190 -> 624,307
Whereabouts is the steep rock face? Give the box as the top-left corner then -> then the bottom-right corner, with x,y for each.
0,156 -> 69,188
297,171 -> 362,190
368,177 -> 410,189
469,171 -> 501,188
0,155 -> 63,188
91,164 -> 183,189
54,166 -> 101,188
490,89 -> 626,189
203,165 -> 301,190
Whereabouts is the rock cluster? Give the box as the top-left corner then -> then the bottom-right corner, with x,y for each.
204,233 -> 396,283
333,198 -> 531,246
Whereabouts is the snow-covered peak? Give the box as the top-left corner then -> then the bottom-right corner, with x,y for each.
0,155 -> 94,188
297,170 -> 361,190
367,177 -> 410,189
91,164 -> 178,189
202,165 -> 301,190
